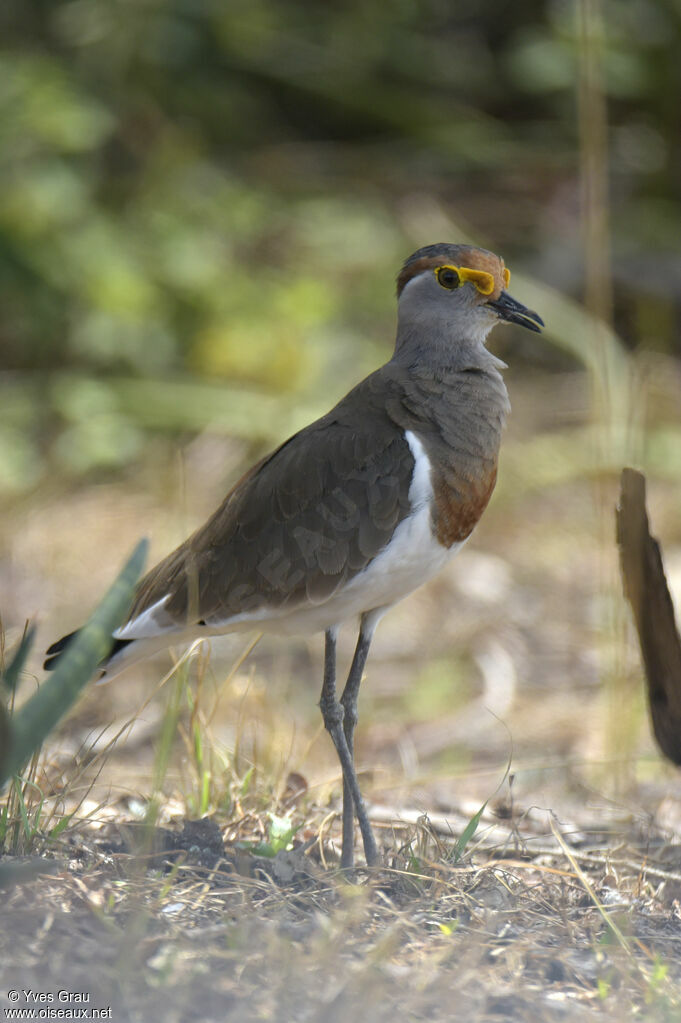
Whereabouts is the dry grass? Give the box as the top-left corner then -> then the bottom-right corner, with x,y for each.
2,787 -> 681,1022
3,633 -> 681,1023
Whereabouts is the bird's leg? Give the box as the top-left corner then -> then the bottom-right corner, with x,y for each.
319,627 -> 378,868
339,614 -> 376,868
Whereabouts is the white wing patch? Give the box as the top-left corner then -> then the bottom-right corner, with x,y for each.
114,595 -> 174,640
404,429 -> 432,510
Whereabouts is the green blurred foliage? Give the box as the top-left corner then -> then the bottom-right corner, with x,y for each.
0,0 -> 679,492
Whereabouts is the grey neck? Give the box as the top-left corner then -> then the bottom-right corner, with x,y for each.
392,319 -> 506,377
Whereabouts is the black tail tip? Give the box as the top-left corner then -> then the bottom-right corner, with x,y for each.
43,630 -> 79,671
43,631 -> 132,672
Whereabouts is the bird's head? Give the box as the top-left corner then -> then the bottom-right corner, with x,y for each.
396,243 -> 544,347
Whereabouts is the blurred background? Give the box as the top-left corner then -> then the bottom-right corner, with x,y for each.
1,0 -> 681,826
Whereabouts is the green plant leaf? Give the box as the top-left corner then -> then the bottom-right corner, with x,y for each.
266,813 -> 300,854
451,800 -> 488,863
1,626 -> 36,694
0,706 -> 10,779
0,539 -> 147,787
239,765 -> 254,796
48,813 -> 74,838
238,813 -> 301,858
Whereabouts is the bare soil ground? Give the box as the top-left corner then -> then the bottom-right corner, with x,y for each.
2,367 -> 681,1021
3,805 -> 681,1022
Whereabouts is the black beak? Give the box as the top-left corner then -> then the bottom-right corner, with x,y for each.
489,291 -> 544,333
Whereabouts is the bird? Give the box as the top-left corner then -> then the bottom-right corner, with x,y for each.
44,242 -> 543,868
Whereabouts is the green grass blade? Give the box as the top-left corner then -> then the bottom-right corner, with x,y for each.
0,706 -> 9,779
16,782 -> 43,840
0,539 -> 147,786
48,813 -> 74,838
451,800 -> 488,862
199,770 -> 211,816
1,627 -> 36,694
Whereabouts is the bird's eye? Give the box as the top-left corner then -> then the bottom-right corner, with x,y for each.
436,267 -> 460,290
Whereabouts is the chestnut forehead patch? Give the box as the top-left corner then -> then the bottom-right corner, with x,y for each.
397,245 -> 509,300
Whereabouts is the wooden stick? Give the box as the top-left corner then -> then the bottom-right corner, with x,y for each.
616,468 -> 681,764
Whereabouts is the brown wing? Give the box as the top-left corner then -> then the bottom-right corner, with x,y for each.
125,382 -> 415,632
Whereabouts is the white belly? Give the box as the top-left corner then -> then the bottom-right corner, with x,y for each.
261,502 -> 463,635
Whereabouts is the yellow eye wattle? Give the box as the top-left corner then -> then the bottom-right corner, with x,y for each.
503,267 -> 511,289
459,267 -> 495,295
435,264 -> 497,296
